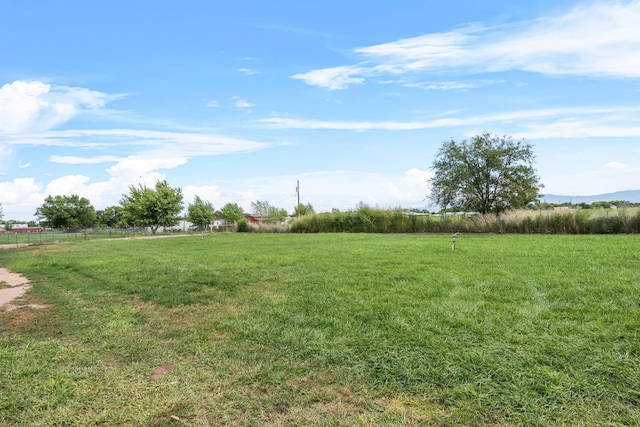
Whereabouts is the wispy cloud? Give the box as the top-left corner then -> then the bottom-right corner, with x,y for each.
10,129 -> 270,154
604,161 -> 631,170
293,1 -> 640,89
49,155 -> 122,164
379,78 -> 502,91
234,98 -> 254,110
237,68 -> 260,76
292,65 -> 366,90
262,106 -> 640,138
206,100 -> 219,107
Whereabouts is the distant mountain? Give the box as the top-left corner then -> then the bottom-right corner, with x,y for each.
541,190 -> 640,204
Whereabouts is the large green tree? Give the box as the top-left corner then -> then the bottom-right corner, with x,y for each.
120,180 -> 184,235
35,194 -> 97,229
187,196 -> 214,230
428,133 -> 543,214
219,202 -> 245,223
95,205 -> 124,227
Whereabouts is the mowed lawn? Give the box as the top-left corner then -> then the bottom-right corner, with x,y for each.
1,233 -> 639,426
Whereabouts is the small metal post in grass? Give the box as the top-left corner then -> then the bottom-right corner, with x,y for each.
451,232 -> 459,251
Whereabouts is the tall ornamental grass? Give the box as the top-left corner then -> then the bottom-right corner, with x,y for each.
465,207 -> 640,234
291,206 -> 466,233
291,206 -> 640,234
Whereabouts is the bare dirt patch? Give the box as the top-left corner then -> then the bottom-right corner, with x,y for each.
150,364 -> 175,381
0,268 -> 31,311
0,267 -> 50,312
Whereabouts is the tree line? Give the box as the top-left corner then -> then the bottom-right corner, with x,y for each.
26,180 -> 314,235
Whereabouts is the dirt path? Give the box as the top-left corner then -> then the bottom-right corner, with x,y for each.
0,243 -> 31,250
0,267 -> 37,312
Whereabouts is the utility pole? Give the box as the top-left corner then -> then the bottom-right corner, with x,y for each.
296,180 -> 300,219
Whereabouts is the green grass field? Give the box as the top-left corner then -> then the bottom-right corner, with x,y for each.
1,234 -> 639,426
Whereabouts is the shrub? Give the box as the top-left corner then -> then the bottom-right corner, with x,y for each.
236,219 -> 249,232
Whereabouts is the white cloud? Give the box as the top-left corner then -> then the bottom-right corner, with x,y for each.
106,156 -> 188,182
402,168 -> 433,186
0,80 -> 118,133
44,174 -> 93,196
380,169 -> 433,204
0,177 -> 43,203
206,100 -> 219,107
543,162 -> 640,196
604,161 -> 630,170
292,65 -> 366,90
183,185 -> 222,206
234,98 -> 254,109
0,178 -> 44,219
294,1 -> 640,89
237,68 -> 260,75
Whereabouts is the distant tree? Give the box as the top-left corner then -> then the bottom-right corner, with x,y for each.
96,205 -> 124,227
610,200 -> 632,208
250,200 -> 271,219
187,196 -> 214,230
293,202 -> 315,217
251,200 -> 287,223
270,207 -> 288,223
220,202 -> 245,223
428,133 -> 543,214
35,194 -> 97,229
120,180 -> 184,235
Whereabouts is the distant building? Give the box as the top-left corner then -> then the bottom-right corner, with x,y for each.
246,215 -> 267,223
11,224 -> 43,233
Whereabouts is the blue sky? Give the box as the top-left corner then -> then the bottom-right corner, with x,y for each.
1,0 -> 639,220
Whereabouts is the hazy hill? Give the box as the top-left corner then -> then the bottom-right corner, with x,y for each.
541,190 -> 640,204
